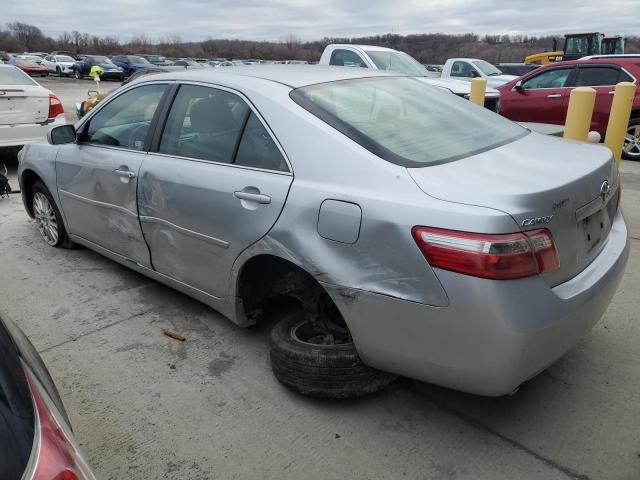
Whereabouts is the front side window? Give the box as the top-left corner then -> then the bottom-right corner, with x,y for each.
575,67 -> 622,87
159,85 -> 249,163
85,84 -> 167,150
291,77 -> 526,167
329,50 -> 366,68
450,61 -> 474,77
521,68 -> 572,89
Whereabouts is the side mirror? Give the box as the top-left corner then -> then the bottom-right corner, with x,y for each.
514,81 -> 524,91
469,70 -> 479,78
47,124 -> 76,145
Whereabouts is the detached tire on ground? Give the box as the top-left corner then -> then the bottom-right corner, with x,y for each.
270,306 -> 396,399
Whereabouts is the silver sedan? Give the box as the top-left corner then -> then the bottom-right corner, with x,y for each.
18,66 -> 629,398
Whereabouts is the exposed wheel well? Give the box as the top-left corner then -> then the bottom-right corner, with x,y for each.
237,255 -> 343,326
630,110 -> 640,120
20,169 -> 42,217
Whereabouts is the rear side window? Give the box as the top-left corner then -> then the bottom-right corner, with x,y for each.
575,67 -> 621,86
329,49 -> 366,68
159,84 -> 249,163
85,84 -> 167,150
159,85 -> 288,171
235,113 -> 288,172
521,68 -> 572,89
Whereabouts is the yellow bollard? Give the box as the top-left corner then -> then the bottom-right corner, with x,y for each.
604,82 -> 637,167
563,87 -> 596,142
469,77 -> 487,107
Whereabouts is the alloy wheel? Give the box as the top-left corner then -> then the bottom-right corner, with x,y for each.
33,192 -> 59,246
623,124 -> 640,159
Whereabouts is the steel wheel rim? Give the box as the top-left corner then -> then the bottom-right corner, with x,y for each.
623,125 -> 640,158
33,192 -> 58,246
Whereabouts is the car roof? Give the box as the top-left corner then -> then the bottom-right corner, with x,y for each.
145,64 -> 396,88
535,58 -> 640,68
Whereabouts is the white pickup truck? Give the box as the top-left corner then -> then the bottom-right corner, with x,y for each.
440,58 -> 517,88
319,45 -> 501,112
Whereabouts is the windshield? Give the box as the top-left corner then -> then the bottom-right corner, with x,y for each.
55,55 -> 75,62
291,77 -> 526,167
91,56 -> 112,64
16,57 -> 41,65
0,67 -> 37,85
127,56 -> 150,64
146,55 -> 164,62
472,60 -> 503,76
367,50 -> 428,76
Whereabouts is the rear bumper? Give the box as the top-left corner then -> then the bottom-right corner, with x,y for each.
0,116 -> 66,147
324,209 -> 629,396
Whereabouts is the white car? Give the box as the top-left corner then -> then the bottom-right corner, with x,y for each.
41,54 -> 76,77
0,65 -> 66,148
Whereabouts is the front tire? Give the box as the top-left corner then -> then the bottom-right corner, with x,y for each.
74,69 -> 82,80
270,305 -> 396,399
56,67 -> 63,77
623,118 -> 640,161
31,181 -> 75,248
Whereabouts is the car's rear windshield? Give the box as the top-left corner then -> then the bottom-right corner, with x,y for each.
290,76 -> 527,167
0,67 -> 36,86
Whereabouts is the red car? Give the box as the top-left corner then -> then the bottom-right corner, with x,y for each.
15,56 -> 49,77
498,57 -> 640,160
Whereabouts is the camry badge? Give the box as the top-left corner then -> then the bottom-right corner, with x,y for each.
522,215 -> 554,227
600,180 -> 611,203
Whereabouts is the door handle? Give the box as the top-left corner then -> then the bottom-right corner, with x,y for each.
234,191 -> 271,204
114,168 -> 136,179
547,94 -> 562,98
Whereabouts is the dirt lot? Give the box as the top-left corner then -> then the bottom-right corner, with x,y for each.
0,76 -> 639,480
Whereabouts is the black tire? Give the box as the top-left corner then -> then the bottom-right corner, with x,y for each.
31,180 -> 75,249
56,67 -> 62,77
74,69 -> 82,80
270,305 -> 396,399
622,118 -> 640,161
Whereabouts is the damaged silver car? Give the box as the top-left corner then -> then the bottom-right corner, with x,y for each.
18,66 -> 629,398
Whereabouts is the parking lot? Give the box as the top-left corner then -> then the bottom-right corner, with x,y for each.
1,75 -> 640,480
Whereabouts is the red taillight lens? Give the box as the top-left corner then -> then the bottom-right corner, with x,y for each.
23,364 -> 94,480
412,227 -> 559,280
48,93 -> 64,120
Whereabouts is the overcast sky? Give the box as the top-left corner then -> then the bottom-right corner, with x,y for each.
1,0 -> 638,42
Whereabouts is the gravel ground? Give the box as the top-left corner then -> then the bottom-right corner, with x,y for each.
0,75 -> 639,479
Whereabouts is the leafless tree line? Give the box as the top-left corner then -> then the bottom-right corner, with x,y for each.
1,22 -> 638,63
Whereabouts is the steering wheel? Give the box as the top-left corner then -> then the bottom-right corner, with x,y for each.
127,124 -> 149,150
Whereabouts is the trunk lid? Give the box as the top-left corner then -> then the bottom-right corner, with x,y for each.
0,85 -> 48,125
408,132 -> 619,285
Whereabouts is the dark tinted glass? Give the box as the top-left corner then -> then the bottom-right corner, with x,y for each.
235,113 -> 288,171
575,67 -> 620,86
0,318 -> 35,480
159,85 -> 249,163
86,84 -> 166,150
329,49 -> 366,67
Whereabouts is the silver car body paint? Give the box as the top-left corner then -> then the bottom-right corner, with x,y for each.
18,66 -> 629,395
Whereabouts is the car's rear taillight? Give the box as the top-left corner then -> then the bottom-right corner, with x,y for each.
412,227 -> 560,280
48,93 -> 64,120
22,363 -> 95,480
